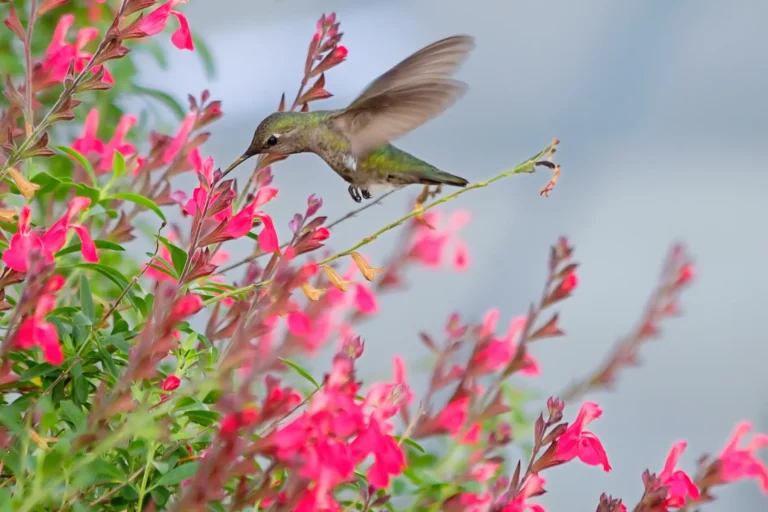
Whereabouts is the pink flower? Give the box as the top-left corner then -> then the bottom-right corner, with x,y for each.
13,276 -> 66,364
38,15 -> 113,88
72,109 -> 137,174
472,310 -> 538,376
260,376 -> 302,421
716,422 -> 768,493
170,294 -> 203,320
162,113 -> 196,164
3,206 -> 44,273
351,419 -> 405,488
656,442 -> 700,507
560,271 -> 578,293
502,474 -> 546,512
437,397 -> 481,444
555,401 -> 611,472
218,193 -> 279,253
137,0 -> 194,51
457,492 -> 493,512
286,311 -> 332,351
469,461 -> 500,483
41,197 -> 98,264
408,209 -> 471,271
363,356 -> 413,425
325,263 -> 379,316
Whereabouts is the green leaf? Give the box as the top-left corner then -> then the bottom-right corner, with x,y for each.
55,182 -> 102,204
55,239 -> 125,258
62,263 -> 137,296
0,489 -> 11,512
60,400 -> 86,429
183,410 -> 220,427
112,151 -> 126,178
109,192 -> 166,222
30,171 -> 62,194
278,357 -> 320,390
79,275 -> 96,322
193,34 -> 216,80
57,146 -> 97,185
19,363 -> 57,382
0,406 -> 22,434
152,461 -> 200,488
393,437 -> 426,453
132,85 -> 186,120
158,236 -> 187,275
73,376 -> 90,405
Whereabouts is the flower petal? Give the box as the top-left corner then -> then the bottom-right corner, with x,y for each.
170,11 -> 194,50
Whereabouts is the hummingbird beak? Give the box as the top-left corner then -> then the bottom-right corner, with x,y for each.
222,152 -> 254,177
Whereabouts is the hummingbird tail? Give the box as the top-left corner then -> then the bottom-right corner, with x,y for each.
416,170 -> 469,188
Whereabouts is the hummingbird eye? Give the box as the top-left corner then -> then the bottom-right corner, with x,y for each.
266,135 -> 278,146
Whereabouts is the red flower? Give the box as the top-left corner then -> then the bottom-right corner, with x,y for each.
161,375 -> 181,391
559,271 -> 578,293
437,397 -> 481,445
311,227 -> 330,242
3,206 -> 44,273
472,310 -> 538,376
41,197 -> 98,264
169,294 -> 203,323
38,15 -> 113,88
137,0 -> 194,51
716,422 -> 768,493
286,311 -> 332,352
13,276 -> 66,365
351,418 -> 405,488
656,441 -> 700,507
502,473 -> 546,512
219,194 -> 280,253
555,401 -> 611,471
72,109 -> 138,174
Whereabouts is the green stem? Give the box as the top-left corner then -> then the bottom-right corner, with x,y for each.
136,441 -> 157,512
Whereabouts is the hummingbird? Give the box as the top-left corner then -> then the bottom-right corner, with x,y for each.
224,34 -> 475,203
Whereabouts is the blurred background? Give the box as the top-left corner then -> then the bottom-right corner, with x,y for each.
134,1 -> 768,509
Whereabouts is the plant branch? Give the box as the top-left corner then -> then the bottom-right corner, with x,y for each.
201,140 -> 559,308
0,1 -> 129,182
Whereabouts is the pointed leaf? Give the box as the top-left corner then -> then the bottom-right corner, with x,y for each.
57,146 -> 97,185
79,275 -> 96,323
109,192 -> 166,222
152,461 -> 200,488
278,357 -> 320,390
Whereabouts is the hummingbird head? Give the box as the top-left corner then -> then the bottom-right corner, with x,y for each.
223,112 -> 307,176
246,112 -> 307,156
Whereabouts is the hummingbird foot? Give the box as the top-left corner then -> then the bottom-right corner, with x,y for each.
347,185 -> 363,203
361,189 -> 372,200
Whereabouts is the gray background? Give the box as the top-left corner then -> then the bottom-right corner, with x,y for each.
134,1 -> 768,509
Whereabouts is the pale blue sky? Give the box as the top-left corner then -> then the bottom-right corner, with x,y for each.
133,1 -> 768,509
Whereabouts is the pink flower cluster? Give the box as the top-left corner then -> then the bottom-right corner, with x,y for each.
260,346 -> 412,510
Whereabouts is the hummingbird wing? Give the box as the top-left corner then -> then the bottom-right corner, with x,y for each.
329,34 -> 475,157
